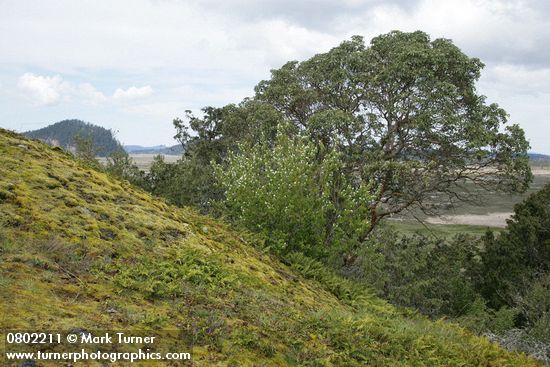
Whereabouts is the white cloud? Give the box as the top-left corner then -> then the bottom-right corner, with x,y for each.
17,73 -> 68,106
16,73 -> 152,106
113,85 -> 153,100
481,64 -> 550,95
0,0 -> 336,75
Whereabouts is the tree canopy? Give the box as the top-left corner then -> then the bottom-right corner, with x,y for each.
164,30 -> 531,241
254,31 -> 531,229
24,119 -> 125,157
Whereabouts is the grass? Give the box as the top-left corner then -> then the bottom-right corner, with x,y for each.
438,172 -> 550,216
0,128 -> 543,366
387,221 -> 500,238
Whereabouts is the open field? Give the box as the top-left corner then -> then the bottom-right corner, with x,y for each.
424,212 -> 512,227
389,165 -> 550,235
387,221 -> 501,238
426,167 -> 550,218
98,153 -> 181,170
129,153 -> 180,170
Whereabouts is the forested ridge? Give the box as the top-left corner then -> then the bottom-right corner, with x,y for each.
24,119 -> 124,157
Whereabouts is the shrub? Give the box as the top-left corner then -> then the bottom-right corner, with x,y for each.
480,182 -> 550,308
214,125 -> 371,258
350,230 -> 483,318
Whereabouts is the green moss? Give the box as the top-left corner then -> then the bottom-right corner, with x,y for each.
0,128 -> 542,366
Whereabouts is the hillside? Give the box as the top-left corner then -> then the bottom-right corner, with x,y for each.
24,119 -> 124,157
529,153 -> 550,163
0,128 -> 541,366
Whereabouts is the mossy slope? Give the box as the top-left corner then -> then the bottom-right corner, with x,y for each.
0,129 -> 540,366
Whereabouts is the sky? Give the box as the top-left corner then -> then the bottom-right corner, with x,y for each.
1,0 -> 549,153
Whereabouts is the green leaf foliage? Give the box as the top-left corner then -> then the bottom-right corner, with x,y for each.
480,182 -> 550,308
255,31 -> 532,228
214,125 -> 372,257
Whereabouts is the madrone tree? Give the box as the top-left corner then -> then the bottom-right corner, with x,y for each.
255,31 -> 532,232
172,31 -> 531,244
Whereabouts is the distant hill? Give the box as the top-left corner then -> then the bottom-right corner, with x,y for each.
24,119 -> 124,157
528,152 -> 550,162
124,144 -> 183,155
